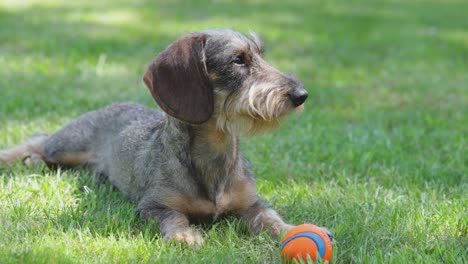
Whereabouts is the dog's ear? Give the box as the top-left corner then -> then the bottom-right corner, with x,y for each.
143,33 -> 213,124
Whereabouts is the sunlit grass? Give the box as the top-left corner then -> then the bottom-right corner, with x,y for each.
1,0 -> 467,263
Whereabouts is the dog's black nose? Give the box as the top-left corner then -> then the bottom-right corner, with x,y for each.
288,89 -> 308,107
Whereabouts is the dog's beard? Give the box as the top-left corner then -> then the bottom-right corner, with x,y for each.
216,114 -> 283,136
214,85 -> 294,136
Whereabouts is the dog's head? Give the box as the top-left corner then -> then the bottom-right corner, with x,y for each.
144,29 -> 308,135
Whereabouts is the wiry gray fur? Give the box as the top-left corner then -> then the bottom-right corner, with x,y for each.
0,29 -> 312,246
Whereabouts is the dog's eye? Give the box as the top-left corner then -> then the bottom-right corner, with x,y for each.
232,55 -> 246,65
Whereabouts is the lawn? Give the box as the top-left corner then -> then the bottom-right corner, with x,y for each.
0,0 -> 466,263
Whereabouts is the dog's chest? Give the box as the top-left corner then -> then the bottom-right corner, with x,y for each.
188,128 -> 257,216
192,159 -> 257,216
166,177 -> 257,219
213,177 -> 257,216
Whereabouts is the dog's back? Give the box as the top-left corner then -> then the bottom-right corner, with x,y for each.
43,102 -> 163,170
0,102 -> 163,169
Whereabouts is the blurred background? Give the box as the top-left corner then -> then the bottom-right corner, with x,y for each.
1,0 -> 465,184
0,0 -> 466,263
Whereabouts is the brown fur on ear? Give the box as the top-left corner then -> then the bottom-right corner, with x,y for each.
143,34 -> 214,124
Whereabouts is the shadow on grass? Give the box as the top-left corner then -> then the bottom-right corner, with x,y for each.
1,0 -> 466,122
1,164 -> 255,242
1,2 -> 466,262
52,170 -> 159,239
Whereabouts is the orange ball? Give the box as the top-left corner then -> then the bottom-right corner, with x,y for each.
281,224 -> 333,263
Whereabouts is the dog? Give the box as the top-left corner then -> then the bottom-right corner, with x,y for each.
0,29 -> 309,246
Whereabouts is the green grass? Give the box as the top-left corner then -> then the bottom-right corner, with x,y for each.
0,0 -> 466,263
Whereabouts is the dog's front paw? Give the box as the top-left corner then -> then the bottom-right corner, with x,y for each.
164,228 -> 204,247
267,223 -> 295,242
277,223 -> 295,238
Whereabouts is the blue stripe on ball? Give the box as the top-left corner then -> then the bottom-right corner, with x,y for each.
281,232 -> 326,257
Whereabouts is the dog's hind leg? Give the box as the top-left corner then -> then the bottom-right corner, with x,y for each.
41,116 -> 99,169
0,133 -> 49,166
0,129 -> 93,169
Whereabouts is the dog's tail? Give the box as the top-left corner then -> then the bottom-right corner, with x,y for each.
0,133 -> 49,166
